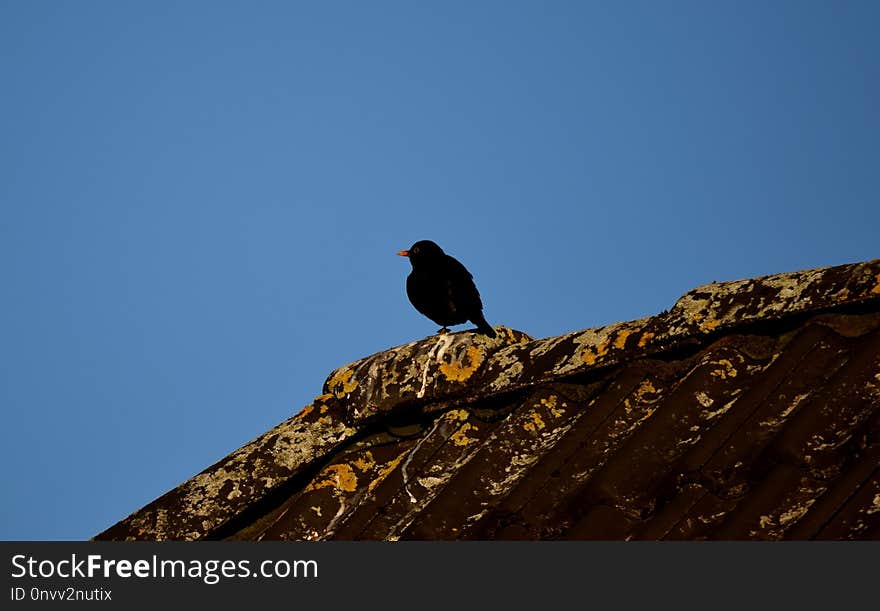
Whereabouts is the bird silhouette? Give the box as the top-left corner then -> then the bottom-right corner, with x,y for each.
398,240 -> 496,338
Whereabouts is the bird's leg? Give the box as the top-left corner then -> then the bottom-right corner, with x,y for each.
437,327 -> 450,334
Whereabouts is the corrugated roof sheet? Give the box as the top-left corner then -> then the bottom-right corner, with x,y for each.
95,259 -> 880,540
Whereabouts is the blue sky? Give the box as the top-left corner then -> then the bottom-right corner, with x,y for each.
1,1 -> 877,540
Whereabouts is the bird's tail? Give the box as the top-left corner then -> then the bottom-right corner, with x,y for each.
471,313 -> 497,339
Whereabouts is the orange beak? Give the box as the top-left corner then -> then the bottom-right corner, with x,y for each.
397,250 -> 410,257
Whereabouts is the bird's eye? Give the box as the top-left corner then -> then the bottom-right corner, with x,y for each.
412,247 -> 419,255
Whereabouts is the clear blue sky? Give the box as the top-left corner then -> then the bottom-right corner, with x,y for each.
1,1 -> 877,540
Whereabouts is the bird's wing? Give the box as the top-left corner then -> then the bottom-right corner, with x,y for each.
444,255 -> 473,280
444,255 -> 483,310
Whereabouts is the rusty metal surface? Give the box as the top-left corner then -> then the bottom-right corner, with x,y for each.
94,258 -> 880,541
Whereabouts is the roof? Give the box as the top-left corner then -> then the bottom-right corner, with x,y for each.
95,258 -> 880,540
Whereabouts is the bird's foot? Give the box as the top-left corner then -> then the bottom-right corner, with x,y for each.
437,327 -> 450,334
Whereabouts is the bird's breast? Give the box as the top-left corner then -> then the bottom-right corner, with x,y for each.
406,271 -> 466,325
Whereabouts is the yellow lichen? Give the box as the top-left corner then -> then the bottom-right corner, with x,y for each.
613,329 -> 633,350
501,327 -> 529,344
582,339 -> 610,366
700,318 -> 721,332
539,395 -> 566,418
367,452 -> 408,493
327,368 -> 358,397
625,379 -> 658,414
352,451 -> 376,472
871,273 -> 880,295
305,463 -> 358,493
523,413 -> 546,433
711,358 -> 738,379
297,404 -> 315,419
439,345 -> 485,382
635,379 -> 657,401
637,332 -> 656,348
445,409 -> 470,422
695,391 -> 714,408
451,422 -> 478,446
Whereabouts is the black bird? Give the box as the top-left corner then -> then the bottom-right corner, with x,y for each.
398,240 -> 497,338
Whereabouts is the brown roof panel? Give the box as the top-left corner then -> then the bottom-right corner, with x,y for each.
94,258 -> 880,541
784,444 -> 880,540
813,467 -> 880,540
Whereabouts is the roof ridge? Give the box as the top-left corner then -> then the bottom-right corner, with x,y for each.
321,258 -> 880,426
